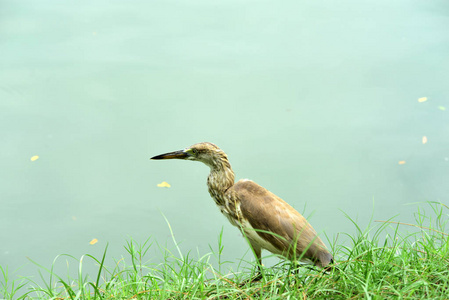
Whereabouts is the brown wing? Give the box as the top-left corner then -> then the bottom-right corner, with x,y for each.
227,179 -> 332,267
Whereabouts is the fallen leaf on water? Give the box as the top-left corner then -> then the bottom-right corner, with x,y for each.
30,155 -> 39,161
89,238 -> 98,245
157,181 -> 171,188
438,106 -> 446,111
422,136 -> 427,144
398,161 -> 406,165
418,97 -> 427,103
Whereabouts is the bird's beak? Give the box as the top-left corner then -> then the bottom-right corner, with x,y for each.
151,150 -> 190,160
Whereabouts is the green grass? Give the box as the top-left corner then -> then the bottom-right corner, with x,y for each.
1,202 -> 448,299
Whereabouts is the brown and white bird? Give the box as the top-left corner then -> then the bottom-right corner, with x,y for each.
151,142 -> 333,274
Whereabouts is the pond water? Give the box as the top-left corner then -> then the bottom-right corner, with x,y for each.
1,0 -> 448,289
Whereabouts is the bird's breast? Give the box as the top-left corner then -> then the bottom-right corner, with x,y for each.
208,189 -> 242,228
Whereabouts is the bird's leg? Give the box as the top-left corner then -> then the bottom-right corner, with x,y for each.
252,253 -> 263,282
247,242 -> 263,282
239,241 -> 263,286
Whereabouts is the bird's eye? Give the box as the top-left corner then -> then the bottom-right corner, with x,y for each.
192,149 -> 198,155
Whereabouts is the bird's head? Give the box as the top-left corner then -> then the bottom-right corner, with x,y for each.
151,142 -> 226,168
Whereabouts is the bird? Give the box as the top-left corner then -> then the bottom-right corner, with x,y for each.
151,142 -> 333,276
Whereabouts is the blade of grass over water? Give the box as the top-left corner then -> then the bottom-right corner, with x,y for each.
0,266 -> 28,300
2,202 -> 448,299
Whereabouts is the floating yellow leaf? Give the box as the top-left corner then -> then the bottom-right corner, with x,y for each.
398,161 -> 406,165
157,181 -> 171,188
438,106 -> 446,111
422,136 -> 427,144
418,97 -> 427,103
30,155 -> 39,161
89,238 -> 98,245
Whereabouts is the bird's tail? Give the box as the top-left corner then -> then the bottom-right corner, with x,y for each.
323,258 -> 334,272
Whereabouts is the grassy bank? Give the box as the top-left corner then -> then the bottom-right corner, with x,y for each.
1,202 -> 448,299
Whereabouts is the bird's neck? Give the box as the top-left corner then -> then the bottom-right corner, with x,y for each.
206,157 -> 235,204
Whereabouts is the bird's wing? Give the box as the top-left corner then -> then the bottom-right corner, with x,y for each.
228,179 -> 330,264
